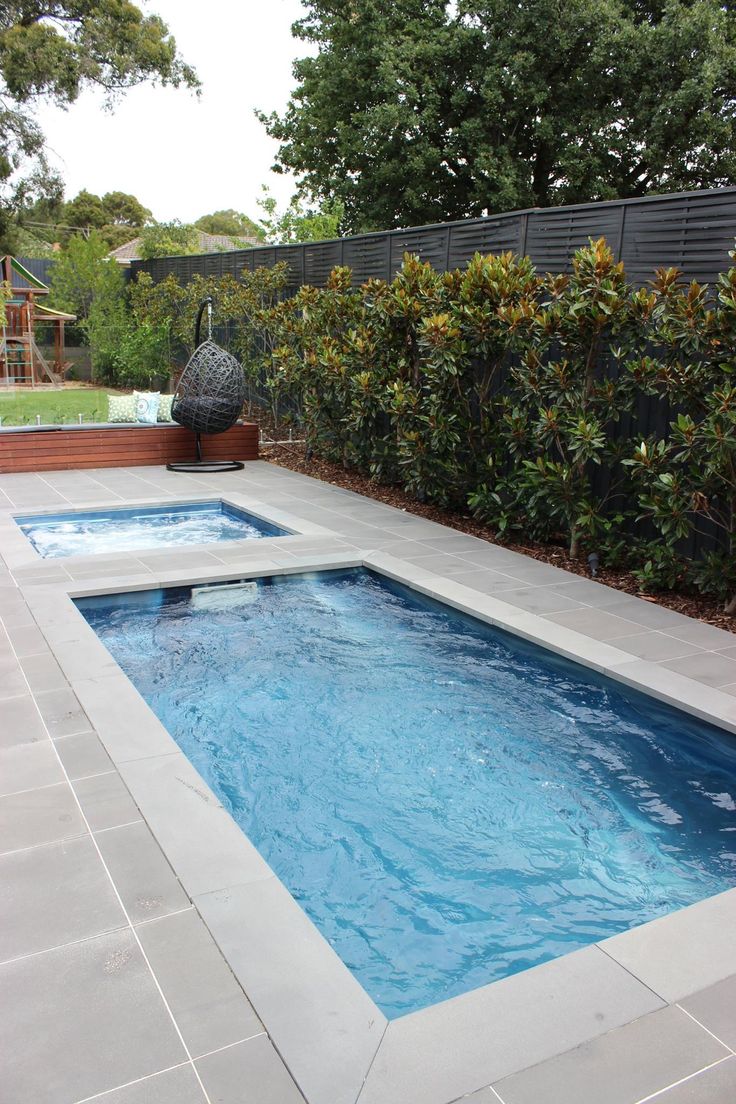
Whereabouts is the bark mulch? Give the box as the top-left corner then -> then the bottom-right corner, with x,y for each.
261,442 -> 734,635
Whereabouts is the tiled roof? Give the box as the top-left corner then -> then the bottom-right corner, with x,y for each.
109,230 -> 261,262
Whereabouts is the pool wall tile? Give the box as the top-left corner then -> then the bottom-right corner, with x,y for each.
357,945 -> 665,1104
195,877 -> 386,1104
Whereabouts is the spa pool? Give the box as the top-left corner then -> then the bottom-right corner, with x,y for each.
16,500 -> 287,557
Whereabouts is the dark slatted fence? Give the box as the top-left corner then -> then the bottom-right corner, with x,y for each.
131,187 -> 736,291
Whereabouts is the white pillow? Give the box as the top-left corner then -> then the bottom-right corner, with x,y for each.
134,391 -> 160,425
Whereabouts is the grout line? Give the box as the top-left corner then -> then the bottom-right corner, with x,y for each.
0,829 -> 89,859
133,904 -> 195,927
632,1054 -> 734,1103
4,621 -> 216,1104
595,943 -> 671,1007
92,818 -> 144,834
676,1004 -> 736,1055
70,1059 -> 193,1104
0,923 -> 129,969
189,1029 -> 267,1062
0,772 -> 112,800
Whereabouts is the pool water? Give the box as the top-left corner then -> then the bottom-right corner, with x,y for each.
16,500 -> 287,558
77,569 -> 736,1018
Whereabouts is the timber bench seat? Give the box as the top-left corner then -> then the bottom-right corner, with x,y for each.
0,421 -> 259,473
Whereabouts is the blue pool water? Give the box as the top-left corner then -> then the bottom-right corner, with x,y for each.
77,569 -> 736,1017
16,500 -> 287,558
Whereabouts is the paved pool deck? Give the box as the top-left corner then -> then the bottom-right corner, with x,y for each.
0,460 -> 735,1104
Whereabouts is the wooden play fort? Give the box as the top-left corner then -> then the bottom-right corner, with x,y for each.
1,256 -> 76,387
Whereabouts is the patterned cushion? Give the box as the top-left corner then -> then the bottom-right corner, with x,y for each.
107,394 -> 136,423
133,391 -> 160,425
157,394 -> 174,422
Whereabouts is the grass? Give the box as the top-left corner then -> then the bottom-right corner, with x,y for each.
0,387 -> 120,426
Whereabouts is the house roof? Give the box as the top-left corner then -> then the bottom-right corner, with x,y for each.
109,230 -> 261,264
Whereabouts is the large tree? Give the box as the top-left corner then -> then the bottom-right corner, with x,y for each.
195,209 -> 264,240
260,0 -> 736,232
0,2 -> 198,251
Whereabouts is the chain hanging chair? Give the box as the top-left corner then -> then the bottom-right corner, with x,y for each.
167,297 -> 246,473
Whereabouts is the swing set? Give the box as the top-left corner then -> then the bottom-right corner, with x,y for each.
0,256 -> 77,388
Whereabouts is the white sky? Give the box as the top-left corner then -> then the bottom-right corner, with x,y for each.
35,0 -> 311,223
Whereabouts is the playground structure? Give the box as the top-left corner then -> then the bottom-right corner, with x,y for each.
1,256 -> 76,388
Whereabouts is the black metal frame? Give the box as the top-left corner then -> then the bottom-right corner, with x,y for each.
167,298 -> 246,473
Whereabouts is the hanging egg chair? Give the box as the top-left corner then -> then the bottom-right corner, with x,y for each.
167,297 -> 246,473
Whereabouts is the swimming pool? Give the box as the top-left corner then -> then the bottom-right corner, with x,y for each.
16,500 -> 288,557
77,568 -> 736,1018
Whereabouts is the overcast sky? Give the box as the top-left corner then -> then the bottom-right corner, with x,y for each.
35,0 -> 311,223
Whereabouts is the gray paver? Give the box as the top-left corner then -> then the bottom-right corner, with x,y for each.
0,651 -> 27,697
0,692 -> 47,748
0,834 -> 124,961
546,606 -> 651,640
7,622 -> 48,657
136,908 -> 261,1058
609,632 -> 705,662
195,877 -> 385,1104
71,673 -> 180,761
0,781 -> 85,853
195,1035 -> 306,1104
72,770 -> 141,832
95,820 -> 189,924
0,927 -> 186,1104
491,1005 -> 729,1104
0,737 -> 63,795
646,1057 -> 736,1103
35,685 -> 93,737
53,731 -> 113,779
358,946 -> 664,1104
118,752 -> 274,897
680,974 -> 736,1050
601,889 -> 736,1002
84,1064 -> 207,1104
19,649 -> 68,692
659,650 -> 736,688
488,585 -> 584,614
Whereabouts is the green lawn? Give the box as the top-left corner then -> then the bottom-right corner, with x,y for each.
0,387 -> 120,426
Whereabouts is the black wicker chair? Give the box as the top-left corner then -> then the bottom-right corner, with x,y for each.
167,298 -> 247,473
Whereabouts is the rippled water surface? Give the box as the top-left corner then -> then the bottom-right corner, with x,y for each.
78,569 -> 736,1017
17,501 -> 284,558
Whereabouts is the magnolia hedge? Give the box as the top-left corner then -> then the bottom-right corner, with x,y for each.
130,239 -> 736,611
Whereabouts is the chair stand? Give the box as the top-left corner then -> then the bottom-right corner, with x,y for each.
166,432 -> 245,473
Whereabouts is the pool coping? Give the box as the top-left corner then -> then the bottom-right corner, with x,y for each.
3,472 -> 736,1104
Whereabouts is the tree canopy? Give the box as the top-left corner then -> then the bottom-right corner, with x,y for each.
195,209 -> 264,240
257,189 -> 344,243
138,220 -> 200,259
0,1 -> 198,250
260,0 -> 736,232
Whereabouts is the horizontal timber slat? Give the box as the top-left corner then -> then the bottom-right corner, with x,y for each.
0,422 -> 258,472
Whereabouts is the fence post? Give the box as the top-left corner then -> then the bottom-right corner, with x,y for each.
614,205 -> 627,262
519,213 -> 529,257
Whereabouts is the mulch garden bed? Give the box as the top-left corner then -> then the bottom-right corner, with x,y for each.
260,438 -> 733,635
